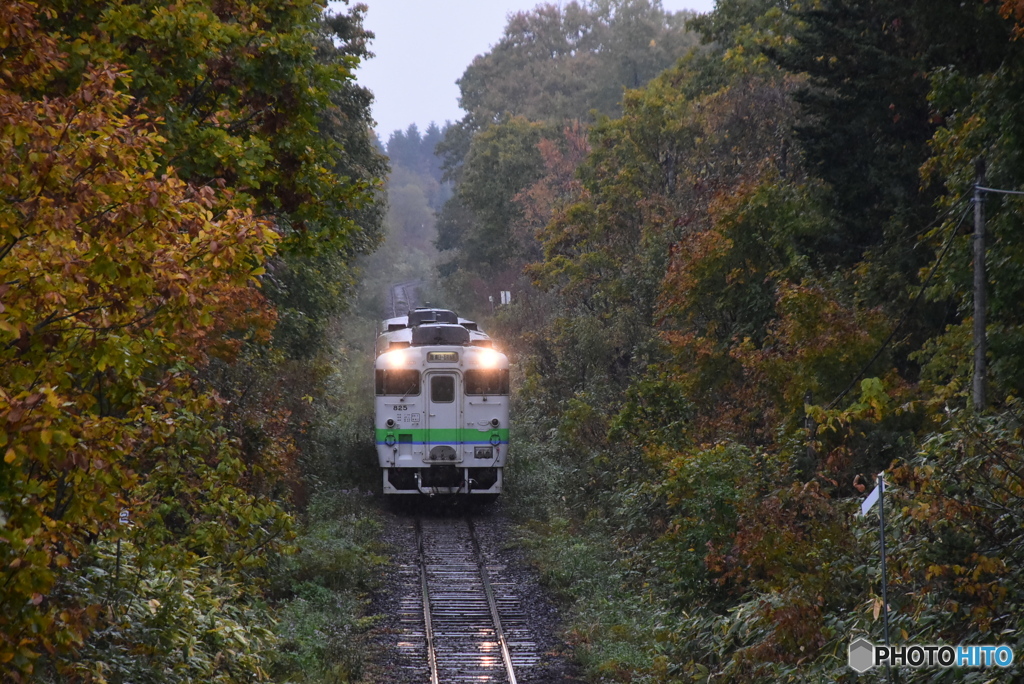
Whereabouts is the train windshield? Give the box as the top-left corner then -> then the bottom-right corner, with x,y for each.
464,369 -> 510,395
375,369 -> 420,396
412,325 -> 469,346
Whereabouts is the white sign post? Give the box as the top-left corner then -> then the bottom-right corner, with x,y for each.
860,472 -> 892,682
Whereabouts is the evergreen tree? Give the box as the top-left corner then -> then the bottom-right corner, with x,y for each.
769,0 -> 937,267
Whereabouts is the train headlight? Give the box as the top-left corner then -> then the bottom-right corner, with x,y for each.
478,348 -> 500,368
386,350 -> 406,367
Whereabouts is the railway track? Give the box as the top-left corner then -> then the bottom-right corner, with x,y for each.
389,280 -> 423,318
396,516 -> 539,683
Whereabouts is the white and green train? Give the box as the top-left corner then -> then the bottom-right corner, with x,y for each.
375,308 -> 509,497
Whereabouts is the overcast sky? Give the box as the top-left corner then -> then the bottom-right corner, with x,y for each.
330,0 -> 718,141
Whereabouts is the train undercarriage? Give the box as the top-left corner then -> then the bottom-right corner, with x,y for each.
384,465 -> 501,495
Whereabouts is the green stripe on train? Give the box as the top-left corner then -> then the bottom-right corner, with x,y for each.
375,428 -> 509,443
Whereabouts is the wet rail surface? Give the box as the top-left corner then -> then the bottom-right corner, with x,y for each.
395,516 -> 539,683
389,280 -> 423,318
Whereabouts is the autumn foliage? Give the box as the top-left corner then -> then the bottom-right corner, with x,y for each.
441,0 -> 1024,680
1,0 -> 380,679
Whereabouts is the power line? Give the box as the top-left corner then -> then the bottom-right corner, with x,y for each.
825,202 -> 973,410
976,185 -> 1024,196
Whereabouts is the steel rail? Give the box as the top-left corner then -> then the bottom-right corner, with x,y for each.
414,518 -> 440,684
390,280 -> 425,319
391,283 -> 406,319
467,517 -> 518,684
413,516 -> 520,683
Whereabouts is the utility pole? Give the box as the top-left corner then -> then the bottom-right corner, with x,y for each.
973,159 -> 987,412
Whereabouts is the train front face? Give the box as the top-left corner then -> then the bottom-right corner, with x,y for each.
375,343 -> 510,496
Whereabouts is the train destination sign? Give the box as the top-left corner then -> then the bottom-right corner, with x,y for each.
427,351 -> 459,362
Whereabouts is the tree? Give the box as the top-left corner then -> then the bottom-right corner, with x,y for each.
436,117 -> 552,299
387,174 -> 436,248
433,1 -> 701,308
917,1 -> 1024,401
0,0 -> 384,677
454,0 -> 697,133
768,0 -> 938,269
36,0 -> 387,358
0,5 -> 284,670
387,122 -> 446,186
489,0 -> 1024,679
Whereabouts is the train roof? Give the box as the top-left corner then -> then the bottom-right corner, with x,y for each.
376,307 -> 499,356
375,323 -> 493,356
468,330 -> 492,347
380,308 -> 462,333
409,308 -> 458,326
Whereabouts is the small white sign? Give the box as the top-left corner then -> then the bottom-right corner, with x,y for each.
860,484 -> 880,517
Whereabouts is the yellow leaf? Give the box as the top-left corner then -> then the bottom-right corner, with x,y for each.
4,448 -> 15,464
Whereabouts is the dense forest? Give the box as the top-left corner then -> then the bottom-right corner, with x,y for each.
0,0 -> 388,680
4,0 -> 1024,682
431,0 -> 1024,681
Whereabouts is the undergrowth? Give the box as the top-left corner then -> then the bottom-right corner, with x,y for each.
269,491 -> 386,684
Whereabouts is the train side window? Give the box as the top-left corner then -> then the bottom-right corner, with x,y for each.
375,369 -> 420,396
431,375 -> 455,402
464,369 -> 509,395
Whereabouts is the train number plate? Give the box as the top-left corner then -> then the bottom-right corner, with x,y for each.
427,351 -> 459,362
